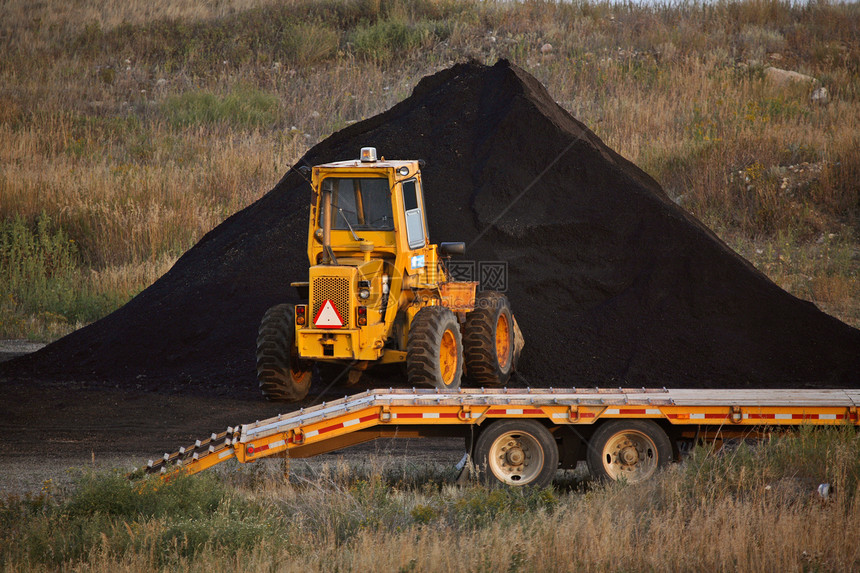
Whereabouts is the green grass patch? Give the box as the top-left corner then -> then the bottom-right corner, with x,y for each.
0,471 -> 272,568
682,425 -> 860,503
162,87 -> 280,128
0,213 -> 121,339
349,19 -> 448,63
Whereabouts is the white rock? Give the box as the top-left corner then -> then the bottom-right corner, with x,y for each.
764,67 -> 817,86
810,86 -> 830,105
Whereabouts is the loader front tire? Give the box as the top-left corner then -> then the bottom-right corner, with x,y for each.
256,304 -> 312,402
407,306 -> 463,391
463,291 -> 516,385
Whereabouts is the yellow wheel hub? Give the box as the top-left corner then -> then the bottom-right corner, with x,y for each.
496,313 -> 511,368
601,430 -> 659,483
488,431 -> 544,485
439,329 -> 458,386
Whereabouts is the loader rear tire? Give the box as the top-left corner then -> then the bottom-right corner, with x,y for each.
256,304 -> 312,402
463,291 -> 516,386
407,306 -> 463,391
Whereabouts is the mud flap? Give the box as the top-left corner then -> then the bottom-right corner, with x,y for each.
455,452 -> 475,485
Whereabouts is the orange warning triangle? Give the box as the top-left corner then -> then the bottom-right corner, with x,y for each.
314,299 -> 344,328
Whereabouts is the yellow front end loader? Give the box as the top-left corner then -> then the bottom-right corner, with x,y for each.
256,147 -> 523,402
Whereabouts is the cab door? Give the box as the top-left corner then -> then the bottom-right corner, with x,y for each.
401,178 -> 427,249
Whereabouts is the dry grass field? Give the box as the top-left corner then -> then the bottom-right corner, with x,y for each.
0,0 -> 858,339
2,427 -> 860,571
1,1 -> 859,570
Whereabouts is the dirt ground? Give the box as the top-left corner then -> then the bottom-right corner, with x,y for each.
0,341 -> 465,495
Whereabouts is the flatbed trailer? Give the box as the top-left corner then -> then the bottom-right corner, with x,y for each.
145,387 -> 860,487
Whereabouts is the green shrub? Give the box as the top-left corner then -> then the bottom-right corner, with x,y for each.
449,486 -> 558,529
1,471 -> 275,568
279,22 -> 340,65
65,472 -> 226,519
0,214 -> 102,335
162,87 -> 280,128
349,19 -> 441,63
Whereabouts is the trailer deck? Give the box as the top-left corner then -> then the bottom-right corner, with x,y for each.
144,387 -> 860,485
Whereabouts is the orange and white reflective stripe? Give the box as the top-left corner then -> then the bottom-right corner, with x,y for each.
392,412 -> 458,419
303,413 -> 378,439
604,408 -> 662,415
487,408 -> 544,415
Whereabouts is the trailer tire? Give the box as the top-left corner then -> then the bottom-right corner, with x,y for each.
474,419 -> 558,488
407,306 -> 463,391
256,304 -> 312,402
586,420 -> 672,483
463,291 -> 516,385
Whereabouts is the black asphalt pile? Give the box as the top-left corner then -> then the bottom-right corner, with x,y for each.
4,60 -> 858,394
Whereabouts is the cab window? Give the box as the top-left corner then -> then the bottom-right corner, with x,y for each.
320,177 -> 393,231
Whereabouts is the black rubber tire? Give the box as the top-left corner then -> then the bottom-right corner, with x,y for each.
474,419 -> 559,488
406,306 -> 463,390
586,420 -> 673,483
256,304 -> 312,402
463,291 -> 516,386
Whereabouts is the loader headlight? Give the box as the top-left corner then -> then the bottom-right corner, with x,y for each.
359,288 -> 370,300
398,166 -> 409,176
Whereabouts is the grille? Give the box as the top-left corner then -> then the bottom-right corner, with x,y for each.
312,277 -> 351,328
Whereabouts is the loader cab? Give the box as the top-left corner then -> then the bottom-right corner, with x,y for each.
307,148 -> 429,266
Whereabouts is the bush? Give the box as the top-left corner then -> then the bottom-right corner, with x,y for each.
0,471 -> 274,568
162,87 -> 280,128
349,19 -> 441,63
0,213 -> 110,336
279,22 -> 340,65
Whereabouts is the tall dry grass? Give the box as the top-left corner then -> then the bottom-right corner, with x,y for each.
1,0 -> 858,338
3,426 -> 860,571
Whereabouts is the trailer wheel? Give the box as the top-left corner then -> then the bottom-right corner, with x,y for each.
256,304 -> 312,402
463,291 -> 517,386
586,420 -> 672,483
474,420 -> 558,488
407,306 -> 463,390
